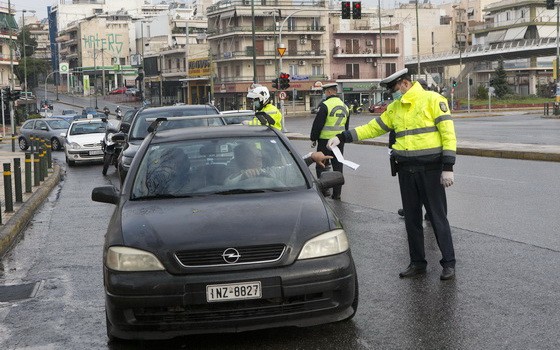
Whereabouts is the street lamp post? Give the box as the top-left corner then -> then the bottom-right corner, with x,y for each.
44,71 -> 59,103
22,9 -> 36,118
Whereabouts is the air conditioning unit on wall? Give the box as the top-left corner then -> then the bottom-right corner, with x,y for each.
366,40 -> 373,46
265,59 -> 273,65
365,58 -> 373,63
298,60 -> 306,66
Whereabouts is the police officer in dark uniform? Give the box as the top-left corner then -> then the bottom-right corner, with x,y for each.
327,68 -> 457,280
310,83 -> 350,200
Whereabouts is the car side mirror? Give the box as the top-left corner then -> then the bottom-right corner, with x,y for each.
316,171 -> 345,190
91,186 -> 119,205
119,122 -> 130,133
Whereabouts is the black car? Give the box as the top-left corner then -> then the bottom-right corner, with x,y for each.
92,125 -> 357,341
117,104 -> 225,183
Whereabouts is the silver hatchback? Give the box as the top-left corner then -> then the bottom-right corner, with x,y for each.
18,118 -> 70,151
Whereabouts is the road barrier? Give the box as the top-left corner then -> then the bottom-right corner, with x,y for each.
14,158 -> 22,203
3,163 -> 13,213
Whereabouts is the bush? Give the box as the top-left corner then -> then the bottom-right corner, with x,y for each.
476,85 -> 488,99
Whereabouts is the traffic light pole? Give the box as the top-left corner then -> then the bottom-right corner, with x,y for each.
8,0 -> 16,139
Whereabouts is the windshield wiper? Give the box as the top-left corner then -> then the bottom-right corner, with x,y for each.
214,189 -> 266,195
131,194 -> 193,200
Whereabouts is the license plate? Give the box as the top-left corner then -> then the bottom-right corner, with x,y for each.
89,150 -> 103,155
206,281 -> 261,302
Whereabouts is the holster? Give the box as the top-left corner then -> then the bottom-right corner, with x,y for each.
390,156 -> 398,177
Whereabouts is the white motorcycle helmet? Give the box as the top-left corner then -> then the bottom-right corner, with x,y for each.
247,86 -> 270,111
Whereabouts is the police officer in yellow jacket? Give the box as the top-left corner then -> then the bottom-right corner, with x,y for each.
245,86 -> 283,131
310,83 -> 349,200
327,68 -> 457,280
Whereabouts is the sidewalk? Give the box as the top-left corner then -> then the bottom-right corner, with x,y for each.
0,148 -> 62,258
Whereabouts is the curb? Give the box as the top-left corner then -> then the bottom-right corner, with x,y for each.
285,134 -> 560,163
0,163 -> 62,259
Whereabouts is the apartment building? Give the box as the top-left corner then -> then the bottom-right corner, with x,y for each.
0,2 -> 18,88
470,0 -> 557,95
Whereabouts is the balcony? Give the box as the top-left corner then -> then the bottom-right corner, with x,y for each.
215,48 -> 325,62
208,25 -> 325,37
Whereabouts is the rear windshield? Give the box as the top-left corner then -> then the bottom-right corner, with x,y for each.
129,107 -> 224,140
69,121 -> 108,135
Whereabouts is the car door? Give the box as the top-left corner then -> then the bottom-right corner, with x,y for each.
34,119 -> 50,141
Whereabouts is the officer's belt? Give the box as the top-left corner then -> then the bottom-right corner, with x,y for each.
398,163 -> 442,173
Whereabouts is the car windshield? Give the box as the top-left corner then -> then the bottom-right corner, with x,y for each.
46,120 -> 70,129
69,121 -> 108,135
131,137 -> 307,199
129,107 -> 224,140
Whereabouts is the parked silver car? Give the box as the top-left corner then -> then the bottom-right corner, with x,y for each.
18,118 -> 70,151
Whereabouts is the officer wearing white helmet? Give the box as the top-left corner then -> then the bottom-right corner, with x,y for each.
244,86 -> 283,131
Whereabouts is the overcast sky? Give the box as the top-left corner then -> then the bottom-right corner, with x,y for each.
13,0 -> 450,20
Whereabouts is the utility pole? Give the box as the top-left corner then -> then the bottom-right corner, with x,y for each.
22,10 -> 35,118
8,0 -> 16,137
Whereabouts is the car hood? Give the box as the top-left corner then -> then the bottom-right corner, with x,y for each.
66,133 -> 105,145
117,190 -> 337,263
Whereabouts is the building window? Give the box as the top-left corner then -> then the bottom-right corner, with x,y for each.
310,17 -> 320,31
345,39 -> 360,54
288,17 -> 296,31
289,64 -> 298,76
346,63 -> 359,78
312,64 -> 322,76
385,63 -> 396,76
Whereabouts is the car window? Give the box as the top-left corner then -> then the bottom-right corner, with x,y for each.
35,121 -> 47,130
22,121 -> 34,129
129,107 -> 223,140
69,121 -> 108,135
131,137 -> 306,199
46,120 -> 71,129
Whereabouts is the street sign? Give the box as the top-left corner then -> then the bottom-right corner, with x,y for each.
277,47 -> 286,57
59,62 -> 69,74
278,91 -> 287,100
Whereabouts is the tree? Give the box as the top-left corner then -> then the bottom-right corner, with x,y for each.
17,26 -> 37,58
14,57 -> 49,89
490,59 -> 511,99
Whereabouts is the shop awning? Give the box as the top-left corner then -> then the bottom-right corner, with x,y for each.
485,30 -> 506,43
220,10 -> 236,19
537,25 -> 557,38
503,27 -> 527,41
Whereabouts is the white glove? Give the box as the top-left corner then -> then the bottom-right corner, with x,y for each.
327,137 -> 340,150
440,171 -> 454,188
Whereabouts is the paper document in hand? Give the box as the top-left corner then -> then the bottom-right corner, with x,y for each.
331,146 -> 360,170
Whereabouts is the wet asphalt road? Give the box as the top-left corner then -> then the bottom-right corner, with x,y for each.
0,102 -> 559,349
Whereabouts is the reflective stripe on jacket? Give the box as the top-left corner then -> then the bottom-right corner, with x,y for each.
319,97 -> 349,139
349,82 -> 456,166
248,103 -> 283,130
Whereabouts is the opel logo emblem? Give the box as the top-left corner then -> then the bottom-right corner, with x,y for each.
222,248 -> 241,264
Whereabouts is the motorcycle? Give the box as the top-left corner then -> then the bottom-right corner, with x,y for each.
101,126 -> 126,176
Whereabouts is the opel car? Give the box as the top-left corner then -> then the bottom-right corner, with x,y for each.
92,125 -> 358,341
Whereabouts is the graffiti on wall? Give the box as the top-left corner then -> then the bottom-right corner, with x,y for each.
82,34 -> 124,55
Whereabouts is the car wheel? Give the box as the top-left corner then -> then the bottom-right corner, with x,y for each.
51,137 -> 61,151
66,156 -> 75,167
18,137 -> 29,151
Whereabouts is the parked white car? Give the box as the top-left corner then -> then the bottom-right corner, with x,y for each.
64,119 -> 115,166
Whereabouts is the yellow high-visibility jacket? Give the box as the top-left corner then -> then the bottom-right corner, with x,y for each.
319,97 -> 349,140
247,103 -> 283,130
348,82 -> 456,168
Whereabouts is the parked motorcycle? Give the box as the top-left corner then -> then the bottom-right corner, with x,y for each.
101,126 -> 126,176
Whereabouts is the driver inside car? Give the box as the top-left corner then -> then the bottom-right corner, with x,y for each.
225,142 -> 271,185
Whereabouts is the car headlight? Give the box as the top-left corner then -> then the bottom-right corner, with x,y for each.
297,229 -> 349,260
106,246 -> 165,271
67,142 -> 81,149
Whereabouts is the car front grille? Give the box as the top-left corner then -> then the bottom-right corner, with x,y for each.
132,293 -> 332,325
175,244 -> 285,267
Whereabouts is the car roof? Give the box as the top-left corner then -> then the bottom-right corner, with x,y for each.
150,125 -> 277,144
71,119 -> 106,125
139,104 -> 218,113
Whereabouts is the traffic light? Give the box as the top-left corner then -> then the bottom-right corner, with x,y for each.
352,2 -> 362,19
452,80 -> 457,87
272,78 -> 279,89
1,87 -> 9,100
546,0 -> 555,10
279,73 -> 290,90
469,78 -> 473,86
341,1 -> 351,19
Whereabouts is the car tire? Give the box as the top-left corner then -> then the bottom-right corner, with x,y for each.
51,137 -> 61,151
66,156 -> 75,167
18,137 -> 29,151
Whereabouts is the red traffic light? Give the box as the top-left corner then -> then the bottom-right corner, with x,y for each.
354,2 -> 360,8
280,73 -> 290,79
